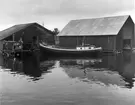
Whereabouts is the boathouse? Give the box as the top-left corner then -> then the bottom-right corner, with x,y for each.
0,23 -> 55,52
58,15 -> 134,52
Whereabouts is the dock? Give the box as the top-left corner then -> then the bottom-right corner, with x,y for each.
1,40 -> 40,58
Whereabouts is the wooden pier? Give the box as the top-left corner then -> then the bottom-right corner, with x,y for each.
1,40 -> 40,58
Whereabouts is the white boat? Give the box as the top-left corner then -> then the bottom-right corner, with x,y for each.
40,43 -> 102,57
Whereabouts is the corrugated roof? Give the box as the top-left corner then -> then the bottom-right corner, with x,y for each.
0,23 -> 54,40
58,15 -> 130,36
0,23 -> 34,40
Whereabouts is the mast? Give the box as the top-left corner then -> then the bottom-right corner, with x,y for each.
82,36 -> 85,46
77,36 -> 78,47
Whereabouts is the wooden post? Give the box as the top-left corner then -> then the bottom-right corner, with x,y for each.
77,36 -> 78,47
114,37 -> 116,53
37,36 -> 39,48
13,34 -> 15,41
21,32 -> 24,58
12,34 -> 15,55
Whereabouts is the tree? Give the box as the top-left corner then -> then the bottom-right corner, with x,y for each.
53,28 -> 60,45
53,28 -> 59,35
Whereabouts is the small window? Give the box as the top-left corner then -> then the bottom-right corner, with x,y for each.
123,39 -> 131,49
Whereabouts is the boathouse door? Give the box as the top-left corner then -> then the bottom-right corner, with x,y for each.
123,39 -> 131,49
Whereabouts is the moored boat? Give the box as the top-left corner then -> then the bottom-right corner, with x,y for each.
40,43 -> 102,57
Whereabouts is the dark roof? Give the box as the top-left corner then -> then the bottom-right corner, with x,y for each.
0,23 -> 53,40
58,15 -> 130,36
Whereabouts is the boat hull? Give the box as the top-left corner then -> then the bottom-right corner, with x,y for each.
40,44 -> 102,57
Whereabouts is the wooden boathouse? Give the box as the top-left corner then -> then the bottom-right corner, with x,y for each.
58,15 -> 134,52
0,23 -> 55,56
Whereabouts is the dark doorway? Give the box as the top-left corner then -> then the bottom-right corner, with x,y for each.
123,39 -> 131,49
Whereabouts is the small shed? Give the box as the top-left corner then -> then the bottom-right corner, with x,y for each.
0,23 -> 55,52
58,15 -> 134,52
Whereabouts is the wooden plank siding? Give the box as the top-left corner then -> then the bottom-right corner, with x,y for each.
59,35 -> 116,51
0,23 -> 55,45
58,15 -> 134,52
0,40 -> 3,53
117,16 -> 134,50
2,26 -> 41,44
59,36 -> 77,48
85,36 -> 116,51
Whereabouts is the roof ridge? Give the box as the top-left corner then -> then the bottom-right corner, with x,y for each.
0,22 -> 37,32
71,15 -> 130,21
0,22 -> 44,40
14,22 -> 37,27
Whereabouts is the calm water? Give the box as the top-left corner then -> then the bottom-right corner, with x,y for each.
0,52 -> 135,105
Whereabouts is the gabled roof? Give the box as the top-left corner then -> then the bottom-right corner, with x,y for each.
0,23 -> 53,40
58,15 -> 130,36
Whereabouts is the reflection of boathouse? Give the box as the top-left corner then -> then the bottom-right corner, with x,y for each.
1,55 -> 55,81
60,52 -> 135,88
58,15 -> 134,52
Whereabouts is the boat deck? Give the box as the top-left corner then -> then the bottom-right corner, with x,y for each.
40,43 -> 102,52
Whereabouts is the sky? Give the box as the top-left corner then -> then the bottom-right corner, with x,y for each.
0,0 -> 135,31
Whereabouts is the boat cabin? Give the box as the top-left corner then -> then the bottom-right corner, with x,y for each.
76,45 -> 96,50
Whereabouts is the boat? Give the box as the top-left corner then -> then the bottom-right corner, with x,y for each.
40,43 -> 102,57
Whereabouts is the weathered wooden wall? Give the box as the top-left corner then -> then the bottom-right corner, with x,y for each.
59,17 -> 135,51
117,16 -> 134,50
0,40 -> 3,53
59,35 -> 116,51
1,25 -> 55,45
85,36 -> 116,51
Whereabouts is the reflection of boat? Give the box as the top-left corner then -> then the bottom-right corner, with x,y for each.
40,43 -> 102,56
59,52 -> 135,89
60,57 -> 102,64
40,60 -> 55,71
59,59 -> 127,87
60,58 -> 102,70
76,59 -> 102,65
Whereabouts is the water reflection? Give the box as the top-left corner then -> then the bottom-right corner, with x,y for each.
0,51 -> 135,88
60,51 -> 135,89
0,54 -> 55,81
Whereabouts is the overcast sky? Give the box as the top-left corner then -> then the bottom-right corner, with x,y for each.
0,0 -> 134,31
